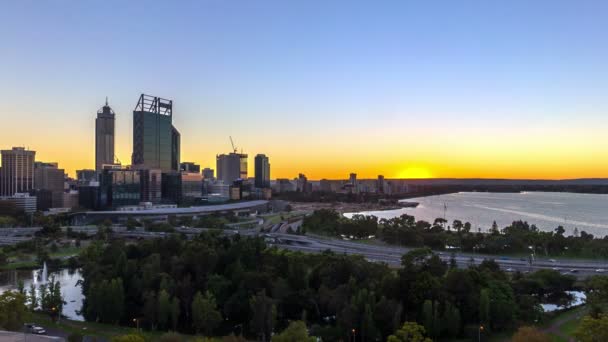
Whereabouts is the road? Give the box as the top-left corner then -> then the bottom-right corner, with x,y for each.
1,225 -> 607,278
266,233 -> 608,279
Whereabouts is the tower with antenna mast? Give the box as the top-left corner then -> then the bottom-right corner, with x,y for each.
95,96 -> 115,172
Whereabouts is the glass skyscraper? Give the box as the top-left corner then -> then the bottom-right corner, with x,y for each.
254,154 -> 270,188
132,94 -> 180,172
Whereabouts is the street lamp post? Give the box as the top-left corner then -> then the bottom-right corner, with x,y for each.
352,328 -> 356,342
132,318 -> 139,331
478,325 -> 484,342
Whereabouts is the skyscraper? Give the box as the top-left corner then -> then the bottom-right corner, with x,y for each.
254,154 -> 270,188
216,153 -> 242,184
0,147 -> 36,196
132,94 -> 180,172
95,98 -> 115,172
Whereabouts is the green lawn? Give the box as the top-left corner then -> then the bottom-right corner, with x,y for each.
31,312 -> 143,339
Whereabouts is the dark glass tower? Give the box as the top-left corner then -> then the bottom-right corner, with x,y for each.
95,98 -> 115,172
254,154 -> 270,188
132,94 -> 180,172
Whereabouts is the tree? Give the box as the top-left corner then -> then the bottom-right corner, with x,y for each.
28,283 -> 37,311
192,291 -> 222,335
512,326 -> 550,342
158,289 -> 171,330
574,314 -> 608,342
443,302 -> 461,336
479,288 -> 490,328
250,290 -> 276,342
387,322 -> 432,342
272,321 -> 315,342
422,300 -> 439,338
170,297 -> 180,331
0,291 -> 28,331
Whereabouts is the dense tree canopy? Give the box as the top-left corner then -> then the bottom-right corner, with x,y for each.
77,232 -> 575,341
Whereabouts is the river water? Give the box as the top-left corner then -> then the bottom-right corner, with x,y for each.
346,192 -> 608,237
0,268 -> 84,321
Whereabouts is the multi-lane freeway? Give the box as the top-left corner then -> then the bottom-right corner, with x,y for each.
267,233 -> 608,279
1,225 -> 606,278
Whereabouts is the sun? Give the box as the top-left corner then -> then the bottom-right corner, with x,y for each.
397,167 -> 433,179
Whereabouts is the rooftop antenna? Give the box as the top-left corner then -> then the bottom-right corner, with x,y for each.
105,96 -> 108,106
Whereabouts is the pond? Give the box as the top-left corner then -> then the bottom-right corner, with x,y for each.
0,266 -> 84,321
540,291 -> 586,313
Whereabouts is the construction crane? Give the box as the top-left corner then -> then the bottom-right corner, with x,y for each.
229,136 -> 238,153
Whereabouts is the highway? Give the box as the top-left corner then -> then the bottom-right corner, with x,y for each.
266,233 -> 608,279
1,226 -> 606,278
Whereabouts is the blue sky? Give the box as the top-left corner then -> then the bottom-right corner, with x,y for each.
1,0 -> 608,179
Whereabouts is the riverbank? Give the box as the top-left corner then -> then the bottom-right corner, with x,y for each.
289,201 -> 406,214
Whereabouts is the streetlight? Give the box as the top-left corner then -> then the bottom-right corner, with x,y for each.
478,325 -> 484,342
352,328 -> 356,342
132,318 -> 139,331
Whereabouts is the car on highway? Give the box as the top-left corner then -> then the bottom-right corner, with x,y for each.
552,267 -> 560,271
505,268 -> 514,272
596,269 -> 605,273
549,259 -> 557,263
570,269 -> 578,273
24,323 -> 46,334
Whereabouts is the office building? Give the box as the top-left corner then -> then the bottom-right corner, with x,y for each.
349,173 -> 358,193
78,183 -> 101,210
0,147 -> 36,196
0,193 -> 37,215
132,94 -> 180,172
217,153 -> 242,184
207,181 -> 230,200
139,169 -> 162,204
99,169 -> 141,209
180,162 -> 200,173
239,153 -> 248,179
202,168 -> 214,180
181,171 -> 203,200
95,98 -> 116,172
254,154 -> 270,188
296,174 -> 309,193
377,175 -> 385,193
275,179 -> 296,193
161,172 -> 182,205
76,169 -> 97,183
34,162 -> 65,192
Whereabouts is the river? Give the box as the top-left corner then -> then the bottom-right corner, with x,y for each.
345,192 -> 608,237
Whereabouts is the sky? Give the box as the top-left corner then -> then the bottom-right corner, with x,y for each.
1,0 -> 608,180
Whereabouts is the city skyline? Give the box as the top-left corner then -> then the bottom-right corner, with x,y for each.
2,1 -> 608,180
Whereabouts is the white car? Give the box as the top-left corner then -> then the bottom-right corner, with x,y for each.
25,323 -> 46,334
596,269 -> 605,273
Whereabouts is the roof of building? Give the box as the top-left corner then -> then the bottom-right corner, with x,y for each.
86,200 -> 268,216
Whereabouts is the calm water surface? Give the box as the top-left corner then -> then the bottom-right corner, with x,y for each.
347,192 -> 608,237
0,268 -> 84,321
